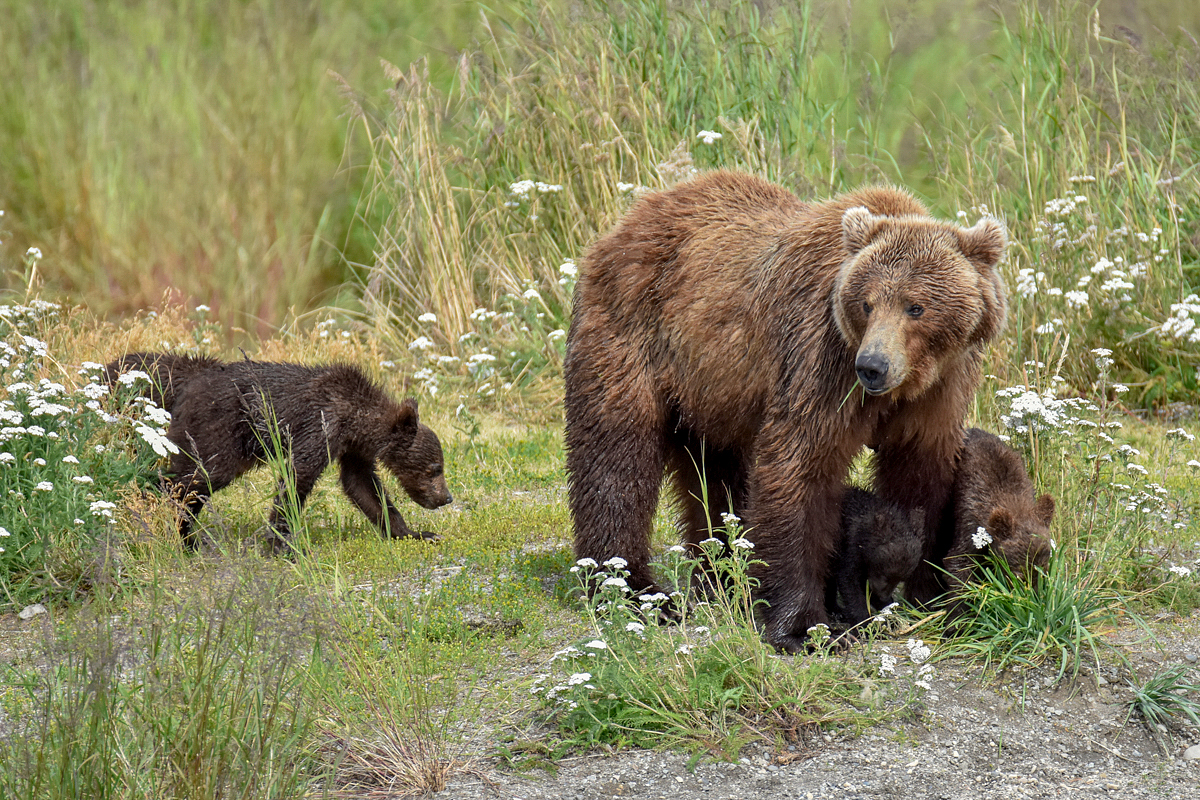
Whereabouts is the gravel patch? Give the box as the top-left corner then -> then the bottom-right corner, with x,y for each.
436,613 -> 1200,800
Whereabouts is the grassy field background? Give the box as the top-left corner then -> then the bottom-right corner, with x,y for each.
2,0 -> 1200,796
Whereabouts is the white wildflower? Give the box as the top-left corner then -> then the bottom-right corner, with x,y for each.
1064,290 -> 1090,309
409,336 -> 435,351
972,526 -> 993,549
135,424 -> 179,457
696,130 -> 723,144
906,638 -> 931,664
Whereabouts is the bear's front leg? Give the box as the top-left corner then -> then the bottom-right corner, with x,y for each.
745,442 -> 849,652
339,453 -> 438,541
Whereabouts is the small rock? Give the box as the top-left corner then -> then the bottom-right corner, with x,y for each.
18,603 -> 46,621
1184,744 -> 1200,760
1185,653 -> 1198,664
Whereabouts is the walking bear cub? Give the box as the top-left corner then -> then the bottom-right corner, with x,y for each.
942,427 -> 1054,606
564,170 -> 1007,651
827,487 -> 925,627
106,352 -> 452,550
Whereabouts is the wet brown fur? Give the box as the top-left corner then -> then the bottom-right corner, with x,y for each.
942,427 -> 1054,604
106,353 -> 452,550
564,170 -> 1007,651
827,487 -> 925,627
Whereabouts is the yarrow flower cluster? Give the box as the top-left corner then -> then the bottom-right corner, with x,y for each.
972,526 -> 993,549
1158,294 -> 1200,344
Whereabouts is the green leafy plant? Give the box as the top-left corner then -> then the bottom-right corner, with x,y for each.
1126,664 -> 1200,728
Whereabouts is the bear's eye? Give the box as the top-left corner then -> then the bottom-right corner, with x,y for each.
907,304 -> 924,319
862,301 -> 872,316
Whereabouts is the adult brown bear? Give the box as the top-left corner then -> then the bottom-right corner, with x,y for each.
563,170 -> 1007,651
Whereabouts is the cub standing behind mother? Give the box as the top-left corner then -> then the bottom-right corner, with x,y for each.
563,170 -> 1008,652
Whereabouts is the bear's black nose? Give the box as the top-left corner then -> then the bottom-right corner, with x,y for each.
856,354 -> 890,393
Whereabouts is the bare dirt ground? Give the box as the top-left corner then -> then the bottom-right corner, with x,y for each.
438,612 -> 1200,800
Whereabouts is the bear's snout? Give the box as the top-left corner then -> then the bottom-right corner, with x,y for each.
855,352 -> 891,394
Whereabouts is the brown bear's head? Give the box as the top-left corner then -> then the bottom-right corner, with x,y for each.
833,207 -> 1008,399
381,398 -> 454,510
986,493 -> 1055,576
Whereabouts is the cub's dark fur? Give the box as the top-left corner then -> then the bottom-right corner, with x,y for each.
826,487 -> 925,626
106,352 -> 222,410
106,352 -> 452,549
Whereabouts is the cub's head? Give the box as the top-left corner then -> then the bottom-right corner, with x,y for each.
382,398 -> 453,509
833,205 -> 1008,398
987,493 -> 1055,577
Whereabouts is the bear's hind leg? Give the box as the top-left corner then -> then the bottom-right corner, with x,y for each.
565,410 -> 668,596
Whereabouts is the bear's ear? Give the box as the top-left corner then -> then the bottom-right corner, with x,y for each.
985,507 -> 1014,540
842,206 -> 886,253
392,398 -> 420,437
1034,493 -> 1056,526
959,217 -> 1009,345
956,216 -> 1008,271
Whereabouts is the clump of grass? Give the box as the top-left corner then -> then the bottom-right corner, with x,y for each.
535,523 -> 890,757
316,593 -> 492,797
0,568 -> 330,799
944,551 -> 1118,680
1125,664 -> 1200,729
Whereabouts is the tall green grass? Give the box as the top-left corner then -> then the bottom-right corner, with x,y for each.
0,0 -> 480,330
351,0 -> 1200,407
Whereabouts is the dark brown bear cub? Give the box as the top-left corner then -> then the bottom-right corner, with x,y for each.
943,427 -> 1054,605
826,488 -> 924,627
106,352 -> 452,550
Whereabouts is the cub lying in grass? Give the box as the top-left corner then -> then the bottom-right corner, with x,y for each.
106,352 -> 452,550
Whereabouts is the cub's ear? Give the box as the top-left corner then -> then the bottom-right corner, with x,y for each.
392,398 -> 420,437
842,206 -> 886,253
985,507 -> 1014,541
956,216 -> 1007,271
1034,493 -> 1056,526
